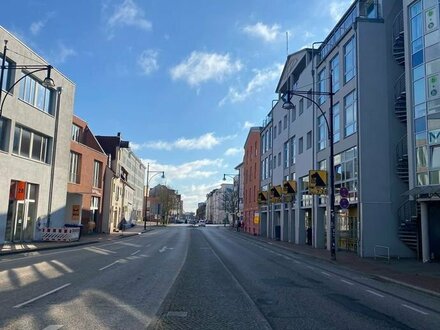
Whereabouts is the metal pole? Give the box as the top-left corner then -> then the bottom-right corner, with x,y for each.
0,40 -> 8,118
329,70 -> 336,260
145,163 -> 150,230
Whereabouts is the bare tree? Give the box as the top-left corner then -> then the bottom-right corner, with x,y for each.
220,188 -> 238,226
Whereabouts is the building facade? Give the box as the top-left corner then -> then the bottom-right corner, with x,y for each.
403,0 -> 440,262
243,127 -> 261,235
66,115 -> 107,234
0,27 -> 75,243
260,0 -> 416,258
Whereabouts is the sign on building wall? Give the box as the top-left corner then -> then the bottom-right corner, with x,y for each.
254,212 -> 260,224
72,205 -> 81,221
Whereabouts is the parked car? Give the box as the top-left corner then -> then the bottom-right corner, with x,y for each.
198,220 -> 206,227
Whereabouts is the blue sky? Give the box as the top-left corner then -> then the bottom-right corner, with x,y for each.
1,0 -> 353,212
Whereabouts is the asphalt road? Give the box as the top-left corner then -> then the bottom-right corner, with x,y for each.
1,225 -> 440,329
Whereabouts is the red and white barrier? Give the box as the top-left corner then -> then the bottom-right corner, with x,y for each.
42,228 -> 80,242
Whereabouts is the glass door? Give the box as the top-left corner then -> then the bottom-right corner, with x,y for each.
13,201 -> 25,242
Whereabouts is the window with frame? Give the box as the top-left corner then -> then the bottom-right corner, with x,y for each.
331,54 -> 340,92
290,136 -> 296,164
273,125 -> 277,139
284,141 -> 289,168
334,146 -> 358,202
344,37 -> 356,83
318,115 -> 326,150
19,74 -> 54,114
278,152 -> 281,167
93,160 -> 102,188
306,90 -> 312,108
283,114 -> 287,129
13,125 -> 49,163
291,107 -> 296,122
69,152 -> 81,184
0,117 -> 10,151
318,68 -> 326,105
299,99 -> 304,115
278,121 -> 281,134
333,103 -> 340,143
273,155 -> 277,169
71,124 -> 81,142
306,131 -> 312,149
300,175 -> 312,207
1,58 -> 13,92
344,90 -> 357,137
298,137 -> 304,154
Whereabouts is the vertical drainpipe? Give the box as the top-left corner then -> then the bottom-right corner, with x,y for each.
47,86 -> 63,228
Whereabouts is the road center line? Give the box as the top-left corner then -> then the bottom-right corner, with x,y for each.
321,271 -> 331,277
402,304 -> 429,315
340,279 -> 354,286
99,260 -> 119,271
366,289 -> 384,298
13,283 -> 71,308
131,250 -> 140,256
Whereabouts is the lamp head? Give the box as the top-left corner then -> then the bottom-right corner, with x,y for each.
282,100 -> 295,110
223,174 -> 226,181
42,66 -> 55,88
161,172 -> 165,179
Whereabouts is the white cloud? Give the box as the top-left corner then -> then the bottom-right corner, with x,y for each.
30,21 -> 45,35
219,63 -> 283,106
107,0 -> 152,32
135,132 -> 236,151
243,22 -> 281,42
329,1 -> 354,22
50,43 -> 77,64
224,147 -> 242,156
137,49 -> 159,75
142,158 -> 224,182
243,121 -> 256,130
170,51 -> 242,87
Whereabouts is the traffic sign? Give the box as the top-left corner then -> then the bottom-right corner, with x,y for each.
340,187 -> 349,198
339,198 -> 349,209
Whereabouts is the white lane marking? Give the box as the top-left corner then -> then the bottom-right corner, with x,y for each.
321,271 -> 331,277
13,283 -> 71,308
293,260 -> 301,264
159,246 -> 167,253
42,326 -> 64,330
306,266 -> 315,270
402,304 -> 429,315
131,250 -> 140,256
340,279 -> 354,286
283,256 -> 292,260
366,289 -> 384,298
267,242 -> 273,245
99,260 -> 119,271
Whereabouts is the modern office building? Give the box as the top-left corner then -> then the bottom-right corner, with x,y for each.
402,0 -> 440,262
0,26 -> 75,243
261,0 -> 415,258
66,115 -> 107,234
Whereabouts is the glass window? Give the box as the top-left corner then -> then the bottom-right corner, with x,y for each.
306,90 -> 312,109
283,115 -> 287,129
318,68 -> 326,105
93,161 -> 102,188
283,142 -> 289,168
31,134 -> 42,160
416,131 -> 427,146
344,37 -> 356,83
414,78 -> 426,105
278,121 -> 281,135
416,146 -> 428,169
430,171 -> 440,184
69,152 -> 81,183
290,136 -> 296,164
331,55 -> 340,92
299,99 -> 304,115
413,65 -> 425,81
333,103 -> 340,143
411,14 -> 423,41
71,124 -> 81,142
306,131 -> 312,149
410,1 -> 422,18
417,172 -> 428,185
318,114 -> 326,150
431,145 -> 440,168
1,58 -> 13,92
278,152 -> 281,167
291,108 -> 296,122
0,117 -> 9,151
414,103 -> 426,118
344,91 -> 357,137
20,129 -> 31,158
298,137 -> 303,154
415,116 -> 426,132
19,73 -> 54,114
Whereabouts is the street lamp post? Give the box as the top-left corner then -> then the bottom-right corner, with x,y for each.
281,71 -> 336,260
223,173 -> 239,228
144,163 -> 165,230
0,40 -> 55,118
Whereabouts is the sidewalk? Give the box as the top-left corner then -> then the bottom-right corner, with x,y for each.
236,229 -> 440,297
0,223 -> 157,256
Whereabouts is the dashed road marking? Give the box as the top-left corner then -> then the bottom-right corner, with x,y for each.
42,326 -> 64,330
131,249 -> 140,256
99,260 -> 120,271
14,283 -> 71,308
321,271 -> 331,277
402,304 -> 429,315
306,266 -> 315,270
340,279 -> 354,286
366,289 -> 384,298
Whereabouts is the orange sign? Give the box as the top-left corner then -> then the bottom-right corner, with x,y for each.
16,181 -> 26,200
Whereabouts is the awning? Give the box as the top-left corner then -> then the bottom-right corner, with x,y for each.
402,185 -> 440,197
